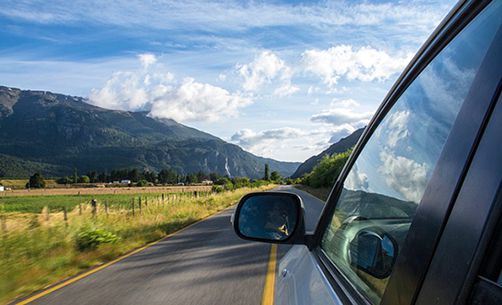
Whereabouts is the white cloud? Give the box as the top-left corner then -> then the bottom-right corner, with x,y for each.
230,127 -> 306,160
274,83 -> 300,97
230,124 -> 359,161
89,67 -> 175,112
379,150 -> 428,203
384,110 -> 410,148
331,98 -> 360,108
138,53 -> 157,69
149,78 -> 251,122
89,55 -> 251,122
302,45 -> 413,88
311,108 -> 373,127
345,163 -> 369,191
231,127 -> 304,147
237,51 -> 297,96
0,1 -> 453,37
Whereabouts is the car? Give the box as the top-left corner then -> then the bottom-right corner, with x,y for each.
232,1 -> 502,305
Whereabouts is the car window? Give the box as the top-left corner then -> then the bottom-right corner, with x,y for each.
320,2 -> 502,304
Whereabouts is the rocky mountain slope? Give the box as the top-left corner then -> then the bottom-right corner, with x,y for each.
0,86 -> 300,178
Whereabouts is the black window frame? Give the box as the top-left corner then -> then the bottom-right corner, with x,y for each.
306,1 -> 501,305
415,90 -> 502,305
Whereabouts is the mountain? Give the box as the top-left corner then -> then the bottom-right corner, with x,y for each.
291,128 -> 364,178
0,86 -> 300,178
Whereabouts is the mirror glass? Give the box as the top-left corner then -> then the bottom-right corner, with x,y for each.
237,194 -> 299,241
349,231 -> 397,279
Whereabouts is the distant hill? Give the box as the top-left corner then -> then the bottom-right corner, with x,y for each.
291,128 -> 364,178
0,86 -> 300,178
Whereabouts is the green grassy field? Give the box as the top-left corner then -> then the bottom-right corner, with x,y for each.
0,191 -> 211,213
0,185 -> 274,304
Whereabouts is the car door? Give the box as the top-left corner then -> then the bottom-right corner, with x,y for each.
276,1 -> 502,305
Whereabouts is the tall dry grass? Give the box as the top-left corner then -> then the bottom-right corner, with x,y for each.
0,186 -> 273,304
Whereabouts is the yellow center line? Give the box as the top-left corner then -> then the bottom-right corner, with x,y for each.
261,244 -> 277,305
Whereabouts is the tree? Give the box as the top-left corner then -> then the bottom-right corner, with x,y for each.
97,172 -> 107,183
128,169 -> 141,182
27,173 -> 46,189
270,171 -> 281,182
56,176 -> 71,184
73,168 -> 78,184
143,171 -> 157,183
209,172 -> 220,182
87,171 -> 97,183
185,173 -> 197,184
158,169 -> 178,184
263,163 -> 270,180
78,175 -> 90,183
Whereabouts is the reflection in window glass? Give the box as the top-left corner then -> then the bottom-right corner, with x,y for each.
321,2 -> 501,304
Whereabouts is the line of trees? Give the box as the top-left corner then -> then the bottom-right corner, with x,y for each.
27,163 -> 288,189
55,169 -> 226,186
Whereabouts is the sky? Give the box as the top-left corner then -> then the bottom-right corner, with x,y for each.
0,0 -> 456,162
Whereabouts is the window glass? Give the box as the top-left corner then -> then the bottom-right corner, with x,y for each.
320,2 -> 502,304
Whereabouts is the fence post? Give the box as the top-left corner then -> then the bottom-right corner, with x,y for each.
162,193 -> 165,205
79,203 -> 82,216
45,206 -> 50,222
0,215 -> 6,234
131,198 -> 135,217
105,201 -> 109,216
91,199 -> 97,220
63,207 -> 68,228
139,197 -> 142,215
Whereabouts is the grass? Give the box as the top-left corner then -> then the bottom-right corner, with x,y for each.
0,191 -> 212,213
0,185 -> 274,304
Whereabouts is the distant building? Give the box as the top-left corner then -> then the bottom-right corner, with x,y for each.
0,185 -> 4,192
201,180 -> 213,185
120,180 -> 131,184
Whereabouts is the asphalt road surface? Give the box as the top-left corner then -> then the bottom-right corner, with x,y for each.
23,186 -> 325,305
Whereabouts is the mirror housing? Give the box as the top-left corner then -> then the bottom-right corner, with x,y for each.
348,230 -> 397,279
233,192 -> 306,244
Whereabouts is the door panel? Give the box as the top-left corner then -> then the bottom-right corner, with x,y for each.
276,245 -> 343,305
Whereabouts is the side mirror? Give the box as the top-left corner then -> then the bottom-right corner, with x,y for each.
348,230 -> 397,279
233,192 -> 305,244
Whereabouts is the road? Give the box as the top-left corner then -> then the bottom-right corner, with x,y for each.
21,186 -> 325,305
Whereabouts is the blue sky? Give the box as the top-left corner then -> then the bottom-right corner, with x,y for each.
0,0 -> 455,162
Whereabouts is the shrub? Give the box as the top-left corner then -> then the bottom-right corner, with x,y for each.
78,175 -> 90,183
301,149 -> 352,188
232,177 -> 250,188
211,185 -> 225,193
214,177 -> 231,185
136,179 -> 149,187
76,228 -> 119,251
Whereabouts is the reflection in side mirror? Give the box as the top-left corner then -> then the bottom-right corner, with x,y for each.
349,231 -> 397,279
234,192 -> 303,243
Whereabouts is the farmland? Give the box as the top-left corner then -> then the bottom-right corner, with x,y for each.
0,186 -> 212,213
0,185 -> 274,304
0,183 -> 211,196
